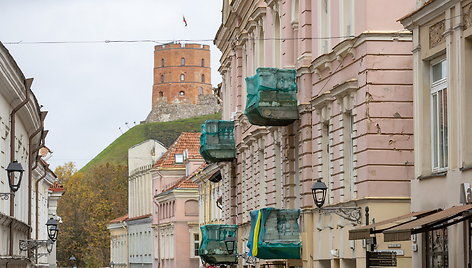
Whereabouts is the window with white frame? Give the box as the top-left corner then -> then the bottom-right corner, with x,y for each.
430,58 -> 448,172
190,232 -> 200,258
318,0 -> 331,54
258,138 -> 266,209
340,0 -> 354,38
274,140 -> 283,208
343,111 -> 355,200
321,121 -> 332,204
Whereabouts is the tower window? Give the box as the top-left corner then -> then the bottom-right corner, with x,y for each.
179,91 -> 185,96
161,58 -> 165,67
159,91 -> 164,97
201,74 -> 205,83
181,57 -> 185,66
180,74 -> 185,81
201,58 -> 205,67
199,87 -> 203,95
161,74 -> 164,83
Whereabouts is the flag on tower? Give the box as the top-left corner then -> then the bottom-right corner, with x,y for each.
183,16 -> 188,27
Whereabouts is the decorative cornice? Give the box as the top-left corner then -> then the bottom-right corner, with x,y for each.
298,103 -> 313,114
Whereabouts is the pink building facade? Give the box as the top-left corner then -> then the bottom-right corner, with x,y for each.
151,133 -> 204,268
215,0 -> 417,267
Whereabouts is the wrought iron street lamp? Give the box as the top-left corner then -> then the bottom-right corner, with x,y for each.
6,161 -> 24,192
224,235 -> 237,255
311,179 -> 361,223
0,161 -> 24,200
311,179 -> 327,208
46,218 -> 59,242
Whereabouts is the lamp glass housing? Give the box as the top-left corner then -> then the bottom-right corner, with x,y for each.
311,179 -> 328,208
224,235 -> 236,255
46,218 -> 59,241
6,161 -> 24,192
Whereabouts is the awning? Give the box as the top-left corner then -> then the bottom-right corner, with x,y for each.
383,204 -> 472,242
348,209 -> 438,240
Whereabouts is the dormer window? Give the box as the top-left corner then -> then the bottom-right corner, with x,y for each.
175,154 -> 184,164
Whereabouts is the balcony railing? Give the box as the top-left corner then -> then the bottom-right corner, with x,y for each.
245,68 -> 298,126
200,120 -> 235,163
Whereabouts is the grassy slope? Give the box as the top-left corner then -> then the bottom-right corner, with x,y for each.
80,113 -> 220,173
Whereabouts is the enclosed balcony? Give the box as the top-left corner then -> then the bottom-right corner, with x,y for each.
200,120 -> 235,163
247,208 -> 301,259
245,68 -> 298,126
199,224 -> 238,265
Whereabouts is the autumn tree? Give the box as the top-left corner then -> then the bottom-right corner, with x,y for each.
56,162 -> 127,267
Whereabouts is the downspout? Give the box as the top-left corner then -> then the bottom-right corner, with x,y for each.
35,162 -> 48,240
34,161 -> 48,265
9,78 -> 33,256
27,124 -> 43,261
153,200 -> 161,268
28,113 -> 46,235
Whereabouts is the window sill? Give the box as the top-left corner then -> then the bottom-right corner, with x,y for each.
417,171 -> 447,180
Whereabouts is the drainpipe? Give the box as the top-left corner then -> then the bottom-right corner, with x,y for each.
35,162 -> 48,240
34,161 -> 48,265
28,111 -> 46,236
153,200 -> 161,268
9,78 -> 33,256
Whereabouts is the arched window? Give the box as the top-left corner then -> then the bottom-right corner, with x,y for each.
185,200 -> 199,216
161,58 -> 165,67
201,74 -> 205,83
161,74 -> 164,83
181,57 -> 185,66
180,74 -> 185,81
201,58 -> 205,67
199,87 -> 203,95
179,91 -> 185,96
159,91 -> 164,97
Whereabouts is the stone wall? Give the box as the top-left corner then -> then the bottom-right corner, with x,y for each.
145,94 -> 221,123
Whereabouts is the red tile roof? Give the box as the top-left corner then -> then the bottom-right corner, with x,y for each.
109,214 -> 128,223
126,214 -> 152,222
153,132 -> 202,169
49,181 -> 65,192
161,163 -> 206,193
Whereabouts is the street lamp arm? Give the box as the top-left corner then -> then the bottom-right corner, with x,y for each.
318,206 -> 361,224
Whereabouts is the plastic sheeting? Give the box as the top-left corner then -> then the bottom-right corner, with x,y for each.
200,120 -> 235,163
247,208 -> 301,259
245,68 -> 298,126
199,224 -> 238,265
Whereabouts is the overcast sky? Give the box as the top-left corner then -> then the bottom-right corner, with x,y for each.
0,0 -> 223,170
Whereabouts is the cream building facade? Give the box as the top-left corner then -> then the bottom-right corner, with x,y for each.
398,0 -> 472,267
214,1 -> 417,267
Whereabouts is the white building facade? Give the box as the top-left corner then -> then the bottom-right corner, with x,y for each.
0,42 -> 60,267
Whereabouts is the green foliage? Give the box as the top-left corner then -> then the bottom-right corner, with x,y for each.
80,113 -> 220,173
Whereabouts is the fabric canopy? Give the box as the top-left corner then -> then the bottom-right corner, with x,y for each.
383,204 -> 472,242
348,209 -> 438,240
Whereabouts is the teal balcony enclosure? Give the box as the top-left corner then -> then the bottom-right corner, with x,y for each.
247,208 -> 301,259
199,224 -> 238,265
245,68 -> 298,126
200,120 -> 236,163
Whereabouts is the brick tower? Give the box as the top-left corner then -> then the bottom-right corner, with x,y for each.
152,43 -> 212,105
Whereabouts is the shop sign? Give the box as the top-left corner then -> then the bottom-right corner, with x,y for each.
367,251 -> 397,267
460,183 -> 472,204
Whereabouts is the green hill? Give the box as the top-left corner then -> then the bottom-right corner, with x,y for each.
80,113 -> 221,173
